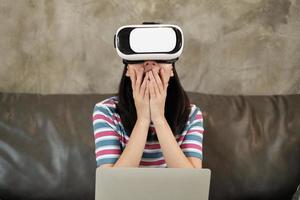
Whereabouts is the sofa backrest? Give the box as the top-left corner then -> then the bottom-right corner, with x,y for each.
0,92 -> 299,200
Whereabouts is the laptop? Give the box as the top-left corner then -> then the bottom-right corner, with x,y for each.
95,167 -> 211,200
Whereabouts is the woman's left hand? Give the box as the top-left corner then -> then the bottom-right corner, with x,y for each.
147,68 -> 170,123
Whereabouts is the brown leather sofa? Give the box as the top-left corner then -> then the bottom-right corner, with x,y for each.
0,92 -> 299,200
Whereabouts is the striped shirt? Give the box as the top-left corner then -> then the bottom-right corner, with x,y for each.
92,95 -> 204,168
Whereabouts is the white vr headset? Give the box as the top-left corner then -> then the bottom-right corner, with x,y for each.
114,22 -> 184,64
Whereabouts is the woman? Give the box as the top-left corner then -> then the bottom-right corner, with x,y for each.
92,60 -> 204,168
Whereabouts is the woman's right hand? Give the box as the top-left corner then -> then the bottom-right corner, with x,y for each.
128,66 -> 150,124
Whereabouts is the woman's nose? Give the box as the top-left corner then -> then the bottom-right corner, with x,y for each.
144,60 -> 158,72
144,60 -> 157,66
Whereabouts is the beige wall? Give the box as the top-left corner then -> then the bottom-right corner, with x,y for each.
0,0 -> 299,95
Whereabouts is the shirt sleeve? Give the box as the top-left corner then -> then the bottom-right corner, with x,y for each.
180,105 -> 204,160
92,103 -> 122,167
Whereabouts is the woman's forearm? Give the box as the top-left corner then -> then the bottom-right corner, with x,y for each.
113,119 -> 149,168
154,117 -> 195,168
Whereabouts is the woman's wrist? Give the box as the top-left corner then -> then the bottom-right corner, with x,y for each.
136,118 -> 150,127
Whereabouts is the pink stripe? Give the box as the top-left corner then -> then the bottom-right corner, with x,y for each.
140,159 -> 165,166
95,131 -> 119,139
195,114 -> 203,120
187,129 -> 204,134
102,99 -> 116,104
93,114 -> 114,125
176,136 -> 184,142
115,117 -> 122,123
181,143 -> 202,151
149,127 -> 155,131
145,143 -> 161,149
96,149 -> 121,157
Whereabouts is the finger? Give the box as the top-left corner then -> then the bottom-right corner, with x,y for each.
135,68 -> 144,93
129,69 -> 136,91
140,73 -> 148,96
159,68 -> 168,91
149,71 -> 159,96
151,69 -> 163,94
149,75 -> 156,98
144,79 -> 149,99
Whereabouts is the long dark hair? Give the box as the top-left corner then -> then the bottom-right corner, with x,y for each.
115,63 -> 191,142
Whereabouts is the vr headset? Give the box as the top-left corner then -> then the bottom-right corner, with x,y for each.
114,22 -> 184,65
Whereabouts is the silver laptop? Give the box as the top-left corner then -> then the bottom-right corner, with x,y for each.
95,167 -> 211,200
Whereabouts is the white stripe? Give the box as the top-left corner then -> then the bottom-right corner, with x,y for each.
95,135 -> 119,143
181,140 -> 202,146
96,154 -> 120,160
93,119 -> 117,127
188,126 -> 204,131
140,164 -> 167,168
141,157 -> 164,162
186,132 -> 203,137
95,145 -> 120,153
143,148 -> 161,153
94,127 -> 118,134
181,148 -> 202,154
